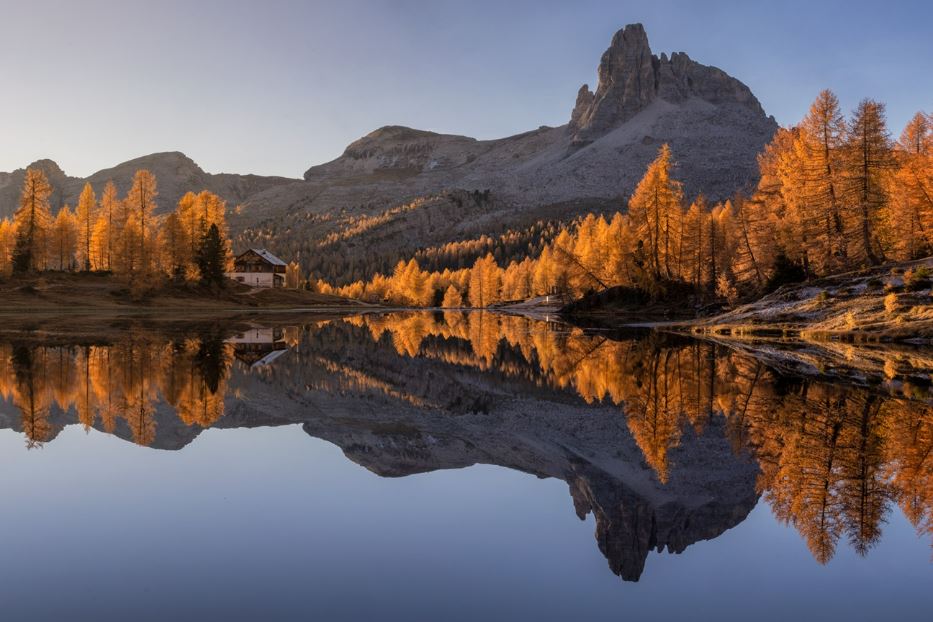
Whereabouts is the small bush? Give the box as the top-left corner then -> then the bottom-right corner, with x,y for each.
890,267 -> 905,275
884,292 -> 899,315
128,273 -> 167,303
884,360 -> 898,379
904,266 -> 931,291
866,278 -> 882,289
817,290 -> 829,303
716,274 -> 739,305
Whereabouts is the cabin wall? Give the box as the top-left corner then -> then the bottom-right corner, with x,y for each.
227,271 -> 278,288
226,328 -> 279,344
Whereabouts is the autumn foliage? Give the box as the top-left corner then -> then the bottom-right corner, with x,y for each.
0,170 -> 233,283
320,94 -> 930,306
0,336 -> 234,448
337,311 -> 933,562
0,314 -> 930,563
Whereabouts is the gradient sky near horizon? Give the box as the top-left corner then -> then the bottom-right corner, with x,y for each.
1,0 -> 930,178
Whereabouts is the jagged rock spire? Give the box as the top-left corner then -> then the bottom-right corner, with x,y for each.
570,23 -> 767,143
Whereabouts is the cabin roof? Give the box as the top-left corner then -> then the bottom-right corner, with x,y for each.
236,248 -> 287,266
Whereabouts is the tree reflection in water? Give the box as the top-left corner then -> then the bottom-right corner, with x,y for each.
0,311 -> 929,573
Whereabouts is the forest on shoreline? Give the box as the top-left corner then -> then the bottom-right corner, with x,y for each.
1,90 -> 929,317
318,92 -> 931,310
0,169 -> 240,294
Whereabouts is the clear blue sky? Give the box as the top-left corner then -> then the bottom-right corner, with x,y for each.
0,0 -> 930,178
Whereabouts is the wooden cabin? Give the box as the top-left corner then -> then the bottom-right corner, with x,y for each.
226,248 -> 287,288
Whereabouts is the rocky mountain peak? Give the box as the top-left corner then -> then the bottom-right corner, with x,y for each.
26,158 -> 66,177
569,23 -> 769,143
569,24 -> 655,138
569,84 -> 596,130
363,126 -> 441,141
305,125 -> 479,180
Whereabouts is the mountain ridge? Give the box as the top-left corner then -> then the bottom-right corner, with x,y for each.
0,151 -> 296,219
1,23 -> 778,284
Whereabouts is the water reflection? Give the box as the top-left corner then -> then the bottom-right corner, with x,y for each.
1,334 -> 233,447
0,311 -> 930,580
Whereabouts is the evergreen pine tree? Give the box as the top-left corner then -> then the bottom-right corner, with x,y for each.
195,224 -> 227,287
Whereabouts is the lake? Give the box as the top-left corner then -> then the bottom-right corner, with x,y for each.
0,311 -> 930,621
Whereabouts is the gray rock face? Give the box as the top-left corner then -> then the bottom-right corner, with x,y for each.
306,125 -> 480,180
1,23 -> 778,285
568,84 -> 596,132
228,23 -> 777,282
292,23 -> 775,209
570,23 -> 768,144
569,24 -> 656,138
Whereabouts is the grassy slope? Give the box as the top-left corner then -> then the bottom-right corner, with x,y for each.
0,272 -> 369,313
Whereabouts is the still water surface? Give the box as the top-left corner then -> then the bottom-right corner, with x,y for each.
0,311 -> 930,620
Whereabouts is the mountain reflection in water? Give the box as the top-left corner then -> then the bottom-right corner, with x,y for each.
0,311 -> 930,581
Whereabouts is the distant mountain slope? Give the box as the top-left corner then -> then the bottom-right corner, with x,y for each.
0,151 -> 294,219
296,24 -> 775,204
232,23 -> 777,282
1,23 -> 777,284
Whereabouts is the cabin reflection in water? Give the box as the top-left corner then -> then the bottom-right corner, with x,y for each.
227,328 -> 289,368
0,312 -> 930,579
